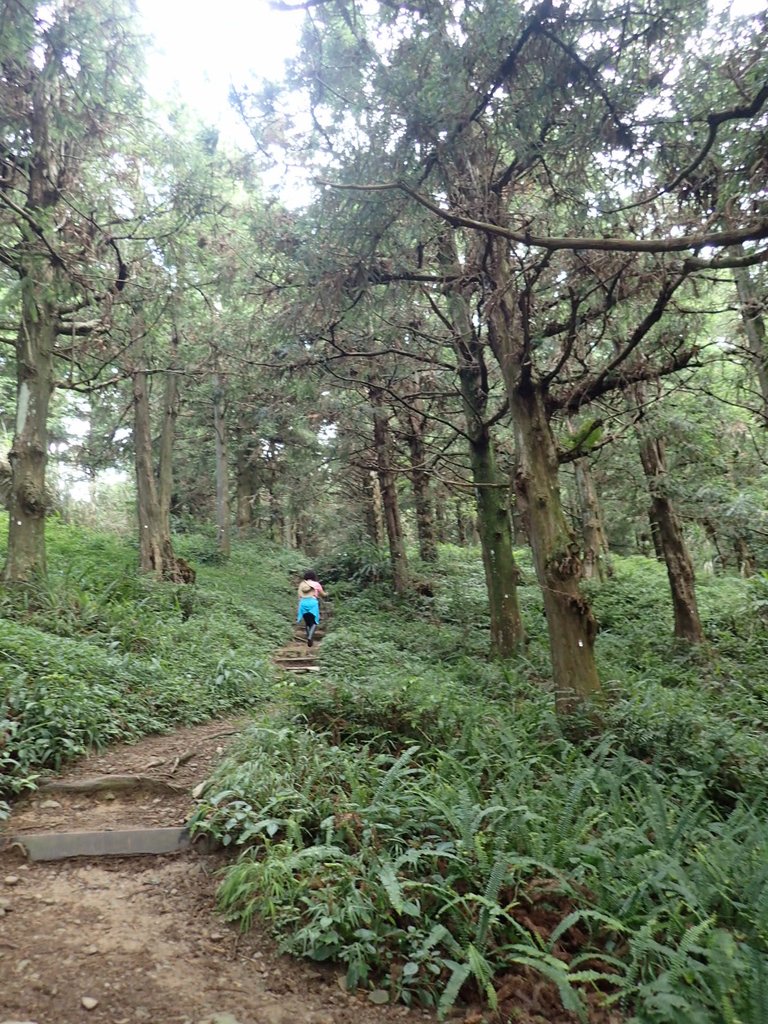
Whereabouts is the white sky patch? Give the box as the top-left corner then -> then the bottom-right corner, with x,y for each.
716,0 -> 766,14
53,463 -> 129,504
62,415 -> 89,438
137,0 -> 303,148
135,0 -> 765,143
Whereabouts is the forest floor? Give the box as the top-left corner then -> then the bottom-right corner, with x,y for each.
0,715 -> 437,1024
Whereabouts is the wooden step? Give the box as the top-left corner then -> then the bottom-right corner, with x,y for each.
274,656 -> 320,670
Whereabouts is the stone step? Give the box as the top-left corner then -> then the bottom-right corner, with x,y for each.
2,826 -> 214,862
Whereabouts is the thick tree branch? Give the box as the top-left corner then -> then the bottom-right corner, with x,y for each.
659,82 -> 768,201
683,247 -> 768,271
319,177 -> 768,255
0,191 -> 65,268
556,345 -> 700,412
55,319 -> 106,337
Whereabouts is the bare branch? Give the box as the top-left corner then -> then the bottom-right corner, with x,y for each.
557,345 -> 700,412
319,178 -> 768,255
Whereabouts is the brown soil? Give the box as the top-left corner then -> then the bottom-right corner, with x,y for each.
0,717 -> 433,1024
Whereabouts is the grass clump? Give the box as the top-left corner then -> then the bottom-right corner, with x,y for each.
0,514 -> 300,816
193,546 -> 768,1023
3,517 -> 768,1022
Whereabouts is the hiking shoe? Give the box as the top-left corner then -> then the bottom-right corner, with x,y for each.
307,637 -> 313,648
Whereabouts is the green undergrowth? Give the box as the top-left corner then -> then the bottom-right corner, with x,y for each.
0,514 -> 300,817
191,547 -> 768,1023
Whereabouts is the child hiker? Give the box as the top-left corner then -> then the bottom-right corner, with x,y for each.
297,570 -> 326,647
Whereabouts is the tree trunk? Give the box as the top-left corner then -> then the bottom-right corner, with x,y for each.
282,513 -> 296,549
264,453 -> 282,543
3,53 -> 62,584
235,445 -> 260,534
637,433 -> 704,643
358,465 -> 386,547
647,508 -> 665,560
2,287 -> 56,583
457,354 -> 525,654
296,511 -> 315,555
158,331 -> 180,527
469,431 -> 525,655
370,386 -> 409,593
133,365 -> 168,575
441,227 -> 525,654
734,536 -> 755,577
132,354 -> 192,583
478,219 -> 601,709
434,487 -> 448,544
572,456 -> 612,581
511,386 -> 602,712
403,416 -> 438,563
213,372 -> 231,557
455,503 -> 468,545
732,255 -> 768,426
701,517 -> 727,572
509,447 -> 530,547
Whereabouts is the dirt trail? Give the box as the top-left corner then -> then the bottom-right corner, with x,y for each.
0,717 -> 432,1024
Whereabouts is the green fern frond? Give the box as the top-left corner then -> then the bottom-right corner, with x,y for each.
371,744 -> 420,804
437,961 -> 471,1020
378,859 -> 404,914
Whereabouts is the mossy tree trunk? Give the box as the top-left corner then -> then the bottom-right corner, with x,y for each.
3,282 -> 56,583
434,486 -> 448,544
637,432 -> 704,643
468,429 -> 525,656
235,442 -> 260,534
132,342 -> 191,583
511,386 -> 602,712
370,386 -> 409,593
401,407 -> 438,563
360,465 -> 386,547
442,230 -> 525,653
481,232 -> 601,711
572,456 -> 612,581
213,372 -> 231,557
458,359 -> 525,656
349,457 -> 386,547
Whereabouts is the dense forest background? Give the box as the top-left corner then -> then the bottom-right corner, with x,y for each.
2,0 -> 768,1020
